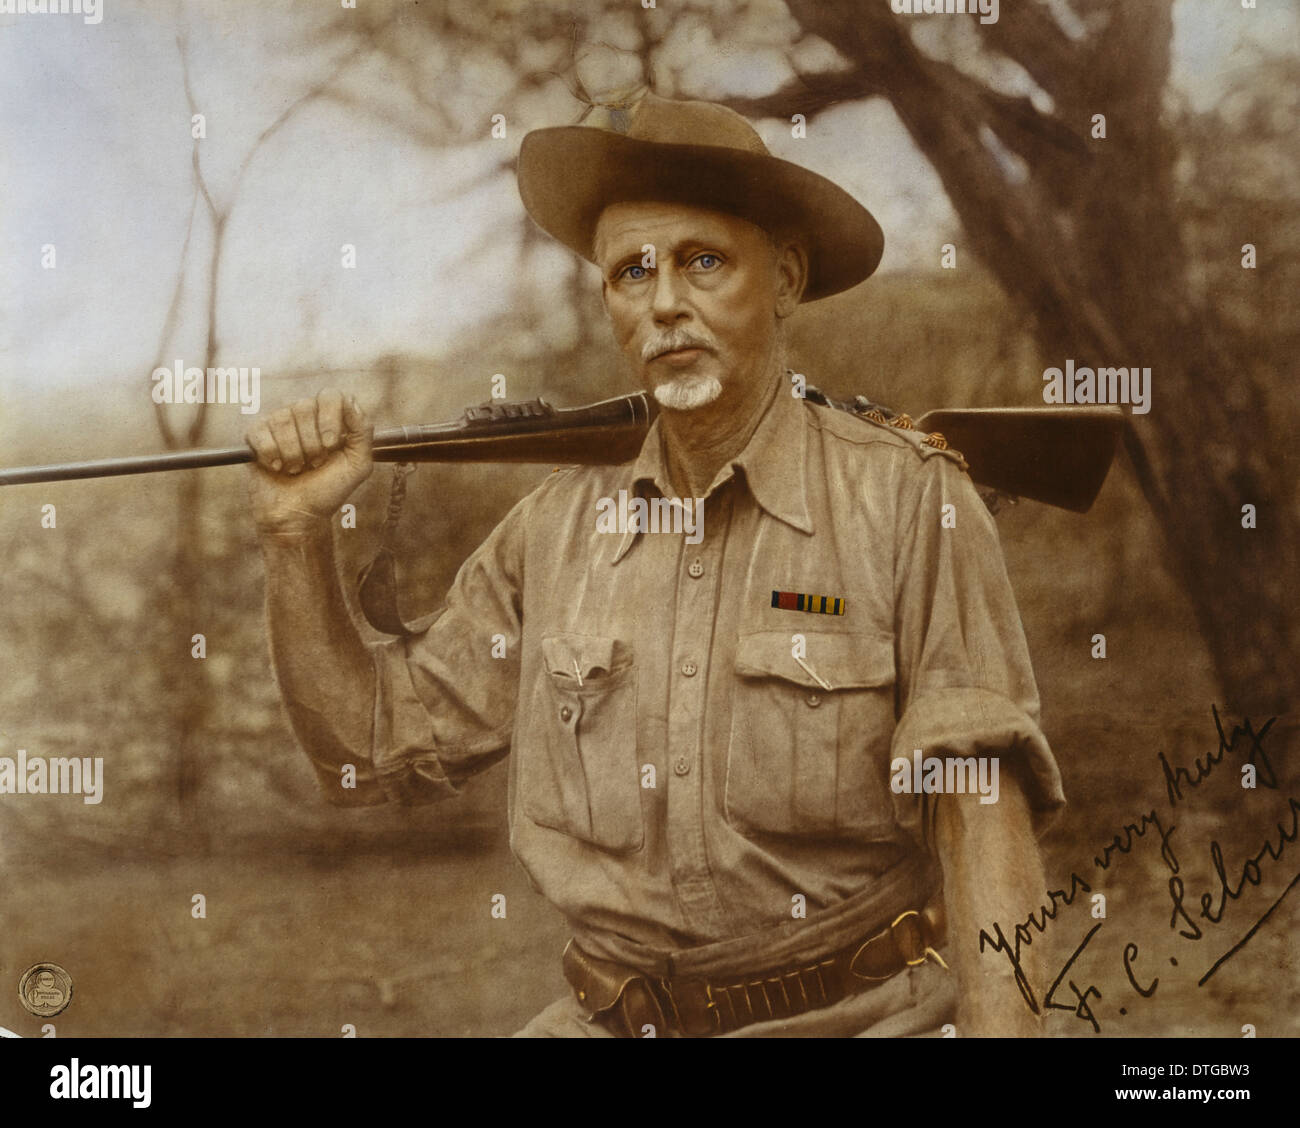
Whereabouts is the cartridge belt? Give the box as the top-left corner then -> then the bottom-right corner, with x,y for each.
562,905 -> 946,1038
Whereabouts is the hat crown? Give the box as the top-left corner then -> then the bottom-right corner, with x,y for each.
517,93 -> 884,301
611,91 -> 770,156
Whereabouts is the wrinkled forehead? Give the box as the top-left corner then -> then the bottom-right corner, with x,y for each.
592,200 -> 769,262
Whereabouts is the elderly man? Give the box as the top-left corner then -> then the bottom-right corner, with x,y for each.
246,93 -> 1064,1037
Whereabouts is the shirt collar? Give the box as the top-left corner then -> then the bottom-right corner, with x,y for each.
611,374 -> 813,564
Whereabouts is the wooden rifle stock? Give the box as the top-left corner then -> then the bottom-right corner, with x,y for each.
0,391 -> 1123,512
913,404 -> 1123,513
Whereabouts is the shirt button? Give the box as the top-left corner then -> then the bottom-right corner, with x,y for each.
681,661 -> 698,677
559,706 -> 573,722
805,693 -> 821,708
674,756 -> 691,776
687,559 -> 704,578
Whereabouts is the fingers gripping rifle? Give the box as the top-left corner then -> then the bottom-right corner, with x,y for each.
0,388 -> 1123,636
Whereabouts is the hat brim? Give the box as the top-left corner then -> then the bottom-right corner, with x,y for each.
518,128 -> 883,302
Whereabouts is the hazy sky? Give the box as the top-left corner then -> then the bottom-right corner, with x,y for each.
0,0 -> 1294,414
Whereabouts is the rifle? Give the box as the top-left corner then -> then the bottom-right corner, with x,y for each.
0,389 -> 1123,635
0,389 -> 1122,511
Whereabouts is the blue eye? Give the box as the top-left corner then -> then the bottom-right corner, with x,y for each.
622,264 -> 648,281
693,254 -> 721,270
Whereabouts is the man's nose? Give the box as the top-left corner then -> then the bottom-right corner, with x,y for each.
650,265 -> 690,323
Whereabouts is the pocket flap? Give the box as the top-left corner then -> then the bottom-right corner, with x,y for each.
561,940 -> 642,1017
735,630 -> 894,690
542,633 -> 631,682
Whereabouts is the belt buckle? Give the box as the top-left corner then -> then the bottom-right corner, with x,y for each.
891,910 -> 927,966
889,909 -> 951,972
847,927 -> 898,982
848,910 -> 940,981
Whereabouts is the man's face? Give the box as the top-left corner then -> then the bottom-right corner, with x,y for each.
593,201 -> 800,412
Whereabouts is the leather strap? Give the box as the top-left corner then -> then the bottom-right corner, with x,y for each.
564,905 -> 946,1038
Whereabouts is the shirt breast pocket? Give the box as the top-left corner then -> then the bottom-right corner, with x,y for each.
522,633 -> 644,854
725,629 -> 897,841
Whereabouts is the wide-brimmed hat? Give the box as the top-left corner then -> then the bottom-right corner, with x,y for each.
517,91 -> 884,302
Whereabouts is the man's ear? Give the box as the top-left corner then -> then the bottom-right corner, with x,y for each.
774,240 -> 809,318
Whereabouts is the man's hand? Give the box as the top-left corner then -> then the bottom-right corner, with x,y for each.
245,389 -> 373,536
248,389 -> 383,805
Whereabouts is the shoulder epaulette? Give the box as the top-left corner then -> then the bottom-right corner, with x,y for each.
802,383 -> 969,473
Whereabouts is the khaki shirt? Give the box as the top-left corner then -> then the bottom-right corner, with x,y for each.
358,376 -> 1065,969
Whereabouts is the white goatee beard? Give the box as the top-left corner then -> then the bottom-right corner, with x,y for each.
652,372 -> 724,412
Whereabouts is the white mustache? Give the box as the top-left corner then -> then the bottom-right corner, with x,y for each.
641,328 -> 715,362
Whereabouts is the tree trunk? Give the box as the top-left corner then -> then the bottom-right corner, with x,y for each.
777,0 -> 1296,714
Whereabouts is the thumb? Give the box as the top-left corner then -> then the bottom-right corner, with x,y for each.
342,395 -> 373,450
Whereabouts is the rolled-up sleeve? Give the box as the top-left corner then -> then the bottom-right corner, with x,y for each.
889,453 -> 1065,851
370,493 -> 529,805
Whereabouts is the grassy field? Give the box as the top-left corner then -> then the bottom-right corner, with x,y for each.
1,804 -> 572,1038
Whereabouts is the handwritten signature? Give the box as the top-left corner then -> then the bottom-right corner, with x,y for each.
979,706 -> 1294,1031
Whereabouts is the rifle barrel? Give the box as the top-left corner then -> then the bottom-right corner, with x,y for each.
0,445 -> 255,485
0,393 -> 657,486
